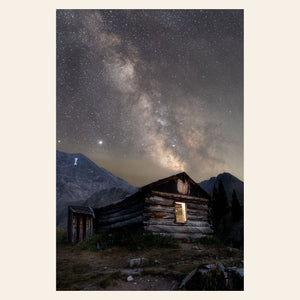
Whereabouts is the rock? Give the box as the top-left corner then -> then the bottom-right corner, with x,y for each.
129,258 -> 149,268
224,267 -> 244,290
217,262 -> 225,272
183,267 -> 226,290
203,264 -> 214,270
198,269 -> 208,275
179,268 -> 198,289
127,275 -> 134,282
236,268 -> 244,278
121,268 -> 143,276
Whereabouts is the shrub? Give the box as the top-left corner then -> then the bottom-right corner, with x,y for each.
56,229 -> 69,245
79,228 -> 178,251
142,232 -> 178,249
184,264 -> 226,290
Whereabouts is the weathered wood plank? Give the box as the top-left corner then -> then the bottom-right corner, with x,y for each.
144,218 -> 210,227
145,196 -> 174,207
97,203 -> 144,220
187,209 -> 209,216
145,201 -> 209,212
186,214 -> 209,221
145,206 -> 208,217
96,196 -> 144,214
144,224 -> 213,234
144,205 -> 175,213
186,203 -> 209,211
143,211 -> 174,219
97,216 -> 144,232
144,209 -> 209,219
156,232 -> 210,239
150,190 -> 209,203
97,210 -> 143,226
143,213 -> 208,223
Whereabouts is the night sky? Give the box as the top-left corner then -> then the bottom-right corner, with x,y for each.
56,9 -> 243,186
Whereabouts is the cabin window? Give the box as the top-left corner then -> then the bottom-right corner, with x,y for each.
175,202 -> 187,223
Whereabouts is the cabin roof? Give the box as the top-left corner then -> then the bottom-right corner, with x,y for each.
69,206 -> 95,218
141,172 -> 210,199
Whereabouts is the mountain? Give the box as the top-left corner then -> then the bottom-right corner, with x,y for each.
56,150 -> 138,228
198,172 -> 244,205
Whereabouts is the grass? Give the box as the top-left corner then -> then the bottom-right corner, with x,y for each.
192,236 -> 224,247
98,271 -> 122,288
56,228 -> 243,290
72,263 -> 90,274
79,228 -> 179,251
182,263 -> 226,291
56,228 -> 69,245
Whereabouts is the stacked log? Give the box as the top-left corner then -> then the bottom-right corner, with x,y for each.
143,191 -> 213,239
93,192 -> 144,232
93,189 -> 212,239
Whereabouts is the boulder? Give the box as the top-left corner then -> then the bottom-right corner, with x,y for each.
129,258 -> 149,268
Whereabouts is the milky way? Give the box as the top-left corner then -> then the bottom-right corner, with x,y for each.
57,10 -> 243,186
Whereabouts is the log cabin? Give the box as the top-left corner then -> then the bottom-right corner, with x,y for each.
93,172 -> 213,240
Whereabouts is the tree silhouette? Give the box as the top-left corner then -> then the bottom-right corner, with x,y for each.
211,180 -> 229,233
217,180 -> 228,214
231,189 -> 242,221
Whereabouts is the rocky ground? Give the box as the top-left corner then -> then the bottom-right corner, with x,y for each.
56,230 -> 243,291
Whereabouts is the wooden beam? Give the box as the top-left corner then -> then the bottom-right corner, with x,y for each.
187,209 -> 209,216
157,232 -> 211,239
150,190 -> 209,203
144,219 -> 210,227
143,211 -> 174,220
96,196 -> 143,214
97,210 -> 143,226
186,203 -> 209,211
97,203 -> 144,220
97,216 -> 144,232
144,205 -> 175,213
186,215 -> 209,222
144,224 -> 213,234
145,196 -> 174,207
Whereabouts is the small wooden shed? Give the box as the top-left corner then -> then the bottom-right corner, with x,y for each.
67,206 -> 95,244
93,172 -> 213,239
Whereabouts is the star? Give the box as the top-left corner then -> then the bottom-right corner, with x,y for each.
56,9 -> 244,185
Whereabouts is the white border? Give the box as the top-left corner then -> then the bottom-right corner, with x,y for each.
1,1 -> 300,299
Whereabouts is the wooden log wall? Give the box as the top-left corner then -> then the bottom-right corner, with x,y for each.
92,188 -> 212,239
93,192 -> 144,232
143,192 -> 213,239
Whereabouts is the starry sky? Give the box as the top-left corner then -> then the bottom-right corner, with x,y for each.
56,9 -> 243,187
